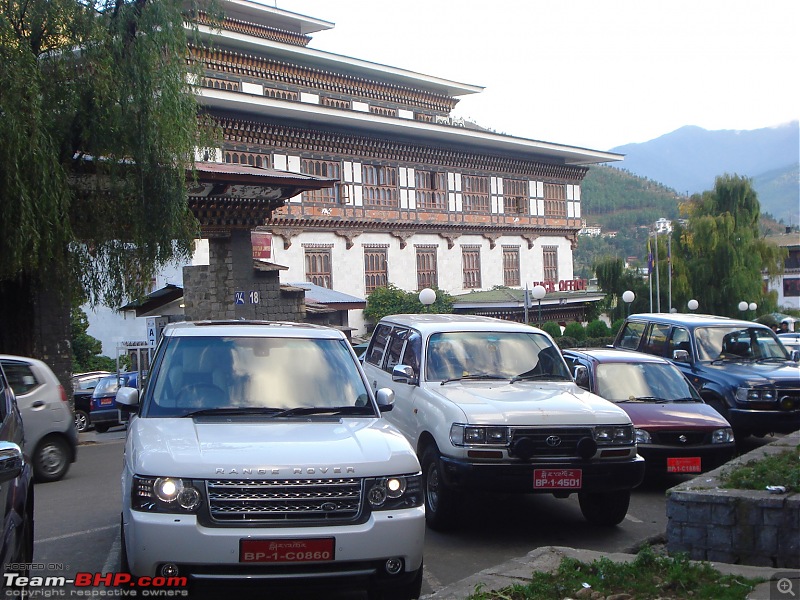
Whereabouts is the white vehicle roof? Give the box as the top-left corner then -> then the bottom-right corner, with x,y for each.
162,320 -> 347,340
376,314 -> 545,336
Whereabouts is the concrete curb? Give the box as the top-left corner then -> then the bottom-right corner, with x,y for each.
421,545 -> 800,599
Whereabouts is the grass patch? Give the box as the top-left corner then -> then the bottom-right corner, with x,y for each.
466,546 -> 764,600
720,444 -> 800,493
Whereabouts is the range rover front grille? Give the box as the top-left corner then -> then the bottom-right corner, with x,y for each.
509,427 -> 594,458
206,478 -> 362,523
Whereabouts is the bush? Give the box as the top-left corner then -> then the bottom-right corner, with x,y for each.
563,322 -> 586,341
540,321 -> 562,338
586,320 -> 610,338
555,336 -> 578,349
610,318 -> 626,336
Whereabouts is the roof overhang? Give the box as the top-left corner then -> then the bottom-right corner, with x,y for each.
199,90 -> 622,166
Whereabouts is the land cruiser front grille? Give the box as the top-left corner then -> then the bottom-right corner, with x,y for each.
509,427 -> 594,458
206,478 -> 362,523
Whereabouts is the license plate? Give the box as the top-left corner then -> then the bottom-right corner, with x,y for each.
667,457 -> 701,473
533,469 -> 582,489
100,398 -> 113,406
240,538 -> 335,563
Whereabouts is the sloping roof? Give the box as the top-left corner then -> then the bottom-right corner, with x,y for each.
120,284 -> 184,315
289,282 -> 366,308
451,287 -> 605,309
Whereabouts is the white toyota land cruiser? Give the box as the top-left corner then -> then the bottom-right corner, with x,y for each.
362,314 -> 645,530
117,321 -> 424,599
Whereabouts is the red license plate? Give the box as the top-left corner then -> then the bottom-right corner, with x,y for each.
99,398 -> 113,406
533,469 -> 582,489
240,538 -> 335,563
667,457 -> 701,473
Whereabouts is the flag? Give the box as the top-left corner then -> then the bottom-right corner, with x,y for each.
647,238 -> 653,274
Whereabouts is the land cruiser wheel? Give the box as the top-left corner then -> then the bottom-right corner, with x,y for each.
420,447 -> 457,531
578,490 -> 630,526
367,565 -> 423,600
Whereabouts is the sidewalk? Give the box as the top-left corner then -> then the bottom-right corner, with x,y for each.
422,545 -> 800,599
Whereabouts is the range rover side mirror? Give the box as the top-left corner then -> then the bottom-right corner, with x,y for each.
672,349 -> 691,363
376,387 -> 395,412
392,364 -> 417,385
116,386 -> 140,410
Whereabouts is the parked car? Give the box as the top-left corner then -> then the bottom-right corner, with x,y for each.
0,362 -> 34,591
90,372 -> 138,433
563,348 -> 736,474
613,313 -> 800,438
0,355 -> 78,482
116,320 -> 424,598
72,371 -> 112,432
778,332 -> 800,355
361,314 -> 645,530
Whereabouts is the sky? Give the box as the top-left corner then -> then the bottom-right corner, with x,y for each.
270,0 -> 799,152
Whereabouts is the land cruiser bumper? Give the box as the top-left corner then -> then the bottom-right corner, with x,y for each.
727,407 -> 800,435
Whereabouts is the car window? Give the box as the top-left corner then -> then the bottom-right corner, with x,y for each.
694,326 -> 789,361
384,328 -> 409,373
643,323 -> 671,357
364,324 -> 392,367
144,335 -> 371,417
595,362 -> 699,402
0,360 -> 40,396
0,367 -> 8,420
401,332 -> 422,374
616,321 -> 646,350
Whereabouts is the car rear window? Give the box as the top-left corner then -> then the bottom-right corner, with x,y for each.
0,361 -> 40,395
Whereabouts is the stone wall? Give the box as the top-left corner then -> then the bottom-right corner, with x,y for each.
666,430 -> 800,568
182,231 -> 305,322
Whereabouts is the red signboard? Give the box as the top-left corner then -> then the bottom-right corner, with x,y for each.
667,457 -> 702,473
533,468 -> 583,490
251,232 -> 272,260
240,538 -> 335,563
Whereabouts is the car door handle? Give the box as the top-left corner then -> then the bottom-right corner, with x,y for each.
31,401 -> 46,409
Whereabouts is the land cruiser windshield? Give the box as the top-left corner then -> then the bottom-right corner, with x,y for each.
694,326 -> 790,362
426,331 -> 571,382
144,336 -> 372,417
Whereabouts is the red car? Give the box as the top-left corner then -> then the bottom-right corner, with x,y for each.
563,348 -> 736,474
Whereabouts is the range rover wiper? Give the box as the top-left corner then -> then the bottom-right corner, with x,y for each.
183,407 -> 281,418
267,405 -> 376,418
510,373 -> 571,384
619,396 -> 667,403
440,373 -> 508,385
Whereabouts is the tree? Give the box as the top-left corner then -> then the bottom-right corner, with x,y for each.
71,307 -> 118,372
670,175 -> 786,317
363,285 -> 454,324
593,257 -> 649,321
0,0 -> 217,358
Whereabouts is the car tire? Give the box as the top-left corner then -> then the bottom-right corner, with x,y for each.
420,447 -> 457,531
94,424 -> 110,433
33,436 -> 71,483
578,489 -> 630,526
74,410 -> 90,433
367,565 -> 423,600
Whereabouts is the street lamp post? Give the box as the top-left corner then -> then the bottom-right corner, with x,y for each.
622,290 -> 635,316
531,285 -> 546,326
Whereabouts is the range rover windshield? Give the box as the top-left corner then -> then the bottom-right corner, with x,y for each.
144,336 -> 373,417
694,326 -> 790,362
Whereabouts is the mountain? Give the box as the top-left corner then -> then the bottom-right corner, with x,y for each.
607,121 -> 799,225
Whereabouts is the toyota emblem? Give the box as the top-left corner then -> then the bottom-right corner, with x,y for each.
545,435 -> 562,447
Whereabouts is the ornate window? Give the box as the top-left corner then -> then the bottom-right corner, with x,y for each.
362,165 -> 398,207
364,247 -> 388,293
543,183 -> 567,217
502,246 -> 520,287
369,106 -> 397,117
462,247 -> 482,289
462,175 -> 490,213
543,246 -> 558,283
224,151 -> 269,168
416,246 -> 438,290
305,249 -> 332,289
503,179 -> 528,214
415,171 -> 447,210
301,159 -> 341,203
264,87 -> 298,101
321,97 -> 351,109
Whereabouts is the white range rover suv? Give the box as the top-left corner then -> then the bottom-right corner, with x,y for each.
362,314 -> 645,530
117,321 -> 424,599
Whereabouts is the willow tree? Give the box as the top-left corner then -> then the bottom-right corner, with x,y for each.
672,174 -> 785,317
0,0 -> 217,359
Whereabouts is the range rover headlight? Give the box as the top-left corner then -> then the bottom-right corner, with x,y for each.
365,474 -> 422,510
450,424 -> 509,446
594,425 -> 634,445
133,476 -> 203,513
712,427 -> 735,444
735,386 -> 776,402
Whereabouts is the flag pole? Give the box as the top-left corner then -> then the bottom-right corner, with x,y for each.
654,228 -> 661,312
667,233 -> 672,312
647,237 -> 653,312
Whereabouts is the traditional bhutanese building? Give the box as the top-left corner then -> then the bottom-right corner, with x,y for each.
187,0 -> 622,336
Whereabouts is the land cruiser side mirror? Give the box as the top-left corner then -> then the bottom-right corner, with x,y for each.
116,386 -> 140,410
376,387 -> 395,412
672,349 -> 691,363
392,364 -> 417,385
791,350 -> 800,363
573,366 -> 589,389
0,442 -> 24,483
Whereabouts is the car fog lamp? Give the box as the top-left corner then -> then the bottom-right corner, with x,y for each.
384,558 -> 403,575
386,477 -> 406,498
159,564 -> 180,578
367,483 -> 388,507
780,396 -> 795,410
177,486 -> 202,510
154,478 -> 183,503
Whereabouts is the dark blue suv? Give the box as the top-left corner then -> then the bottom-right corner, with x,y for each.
613,313 -> 800,438
90,372 -> 139,433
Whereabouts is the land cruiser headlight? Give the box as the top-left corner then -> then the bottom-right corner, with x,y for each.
634,428 -> 652,444
450,424 -> 509,446
132,476 -> 203,513
712,427 -> 735,444
365,474 -> 422,510
594,425 -> 634,445
735,387 -> 776,402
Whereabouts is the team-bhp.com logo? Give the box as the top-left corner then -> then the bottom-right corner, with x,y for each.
3,570 -> 188,597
